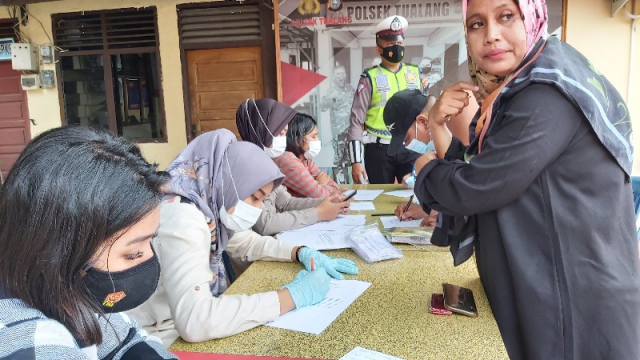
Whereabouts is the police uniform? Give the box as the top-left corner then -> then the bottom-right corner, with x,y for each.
347,16 -> 423,184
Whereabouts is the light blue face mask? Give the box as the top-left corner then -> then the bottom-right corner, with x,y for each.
405,122 -> 434,154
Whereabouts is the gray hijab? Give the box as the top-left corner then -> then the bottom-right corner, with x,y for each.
219,141 -> 285,212
166,129 -> 283,250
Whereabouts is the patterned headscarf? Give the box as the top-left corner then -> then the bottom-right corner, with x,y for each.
463,0 -> 548,103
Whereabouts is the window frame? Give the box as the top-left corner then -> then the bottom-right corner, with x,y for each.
53,7 -> 167,143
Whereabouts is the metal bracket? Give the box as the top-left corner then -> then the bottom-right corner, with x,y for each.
613,0 -> 629,17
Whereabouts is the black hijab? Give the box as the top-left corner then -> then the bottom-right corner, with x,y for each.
236,98 -> 297,148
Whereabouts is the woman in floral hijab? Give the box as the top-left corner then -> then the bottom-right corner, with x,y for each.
411,0 -> 640,358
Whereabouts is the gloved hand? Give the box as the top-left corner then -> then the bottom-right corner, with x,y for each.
282,269 -> 330,309
298,247 -> 359,280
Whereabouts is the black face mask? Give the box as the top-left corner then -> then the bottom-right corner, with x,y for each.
84,251 -> 160,313
380,44 -> 405,63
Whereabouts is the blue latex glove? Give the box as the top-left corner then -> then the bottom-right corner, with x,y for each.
298,247 -> 359,280
282,269 -> 330,309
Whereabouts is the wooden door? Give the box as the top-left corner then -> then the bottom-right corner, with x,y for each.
187,47 -> 263,139
0,61 -> 30,181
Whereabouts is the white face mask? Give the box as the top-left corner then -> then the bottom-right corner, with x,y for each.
245,99 -> 287,159
265,135 -> 287,158
405,139 -> 434,154
305,140 -> 322,158
405,122 -> 434,154
219,201 -> 263,232
218,152 -> 264,232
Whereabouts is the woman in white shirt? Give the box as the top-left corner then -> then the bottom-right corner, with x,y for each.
127,129 -> 358,347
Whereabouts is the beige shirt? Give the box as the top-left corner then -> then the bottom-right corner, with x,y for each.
253,186 -> 323,236
126,201 -> 296,347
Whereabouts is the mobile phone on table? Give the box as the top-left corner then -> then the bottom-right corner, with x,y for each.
442,283 -> 478,317
343,190 -> 357,201
429,293 -> 452,315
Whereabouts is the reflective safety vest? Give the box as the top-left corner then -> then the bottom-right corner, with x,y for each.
364,64 -> 422,139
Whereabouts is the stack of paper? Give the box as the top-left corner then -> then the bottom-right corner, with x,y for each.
383,227 -> 432,245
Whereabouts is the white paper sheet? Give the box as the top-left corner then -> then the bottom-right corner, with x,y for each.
382,189 -> 414,198
339,347 -> 406,360
352,189 -> 384,201
266,280 -> 371,335
288,214 -> 366,232
349,201 -> 375,211
379,216 -> 423,229
277,230 -> 351,250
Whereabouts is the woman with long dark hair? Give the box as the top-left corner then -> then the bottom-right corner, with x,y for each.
274,113 -> 341,198
0,126 -> 176,359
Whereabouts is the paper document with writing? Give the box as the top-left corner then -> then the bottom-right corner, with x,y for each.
277,230 -> 351,250
379,216 -> 422,229
349,201 -> 375,211
339,347 -> 406,360
288,214 -> 366,232
382,189 -> 414,198
266,280 -> 371,335
352,189 -> 384,201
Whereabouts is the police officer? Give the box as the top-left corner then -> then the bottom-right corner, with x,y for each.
347,15 -> 423,184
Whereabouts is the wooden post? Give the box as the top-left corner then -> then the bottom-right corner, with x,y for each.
274,0 -> 283,101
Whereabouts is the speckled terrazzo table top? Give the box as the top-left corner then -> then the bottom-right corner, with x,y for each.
170,185 -> 508,360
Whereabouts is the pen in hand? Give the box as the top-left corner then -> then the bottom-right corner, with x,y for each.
401,195 -> 415,220
311,257 -> 315,271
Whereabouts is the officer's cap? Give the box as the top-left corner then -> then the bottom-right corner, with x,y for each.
375,16 -> 408,41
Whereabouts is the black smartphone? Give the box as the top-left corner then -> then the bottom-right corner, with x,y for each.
442,283 -> 478,317
343,190 -> 357,201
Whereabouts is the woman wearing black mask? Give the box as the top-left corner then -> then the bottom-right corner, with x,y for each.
0,126 -> 176,360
